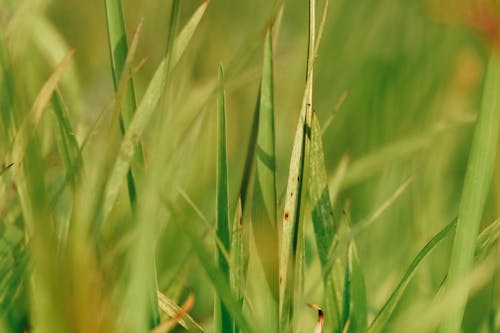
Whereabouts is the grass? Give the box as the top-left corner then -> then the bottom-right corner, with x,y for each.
1,0 -> 500,332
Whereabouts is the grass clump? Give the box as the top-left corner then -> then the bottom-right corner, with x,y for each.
1,0 -> 500,333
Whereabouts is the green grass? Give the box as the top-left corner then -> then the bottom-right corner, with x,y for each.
1,0 -> 500,332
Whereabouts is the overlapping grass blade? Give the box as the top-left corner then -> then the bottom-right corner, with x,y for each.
367,218 -> 457,333
99,0 -> 209,227
308,112 -> 343,331
176,219 -> 254,333
475,216 -> 500,262
214,64 -> 233,333
31,16 -> 82,115
367,215 -> 500,333
252,27 -> 279,300
104,0 -> 143,210
8,49 -> 75,174
157,291 -> 204,332
440,53 -> 500,333
51,91 -> 82,181
279,0 -> 316,330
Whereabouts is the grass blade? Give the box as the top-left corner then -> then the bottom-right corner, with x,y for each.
99,0 -> 209,227
475,216 -> 500,262
252,27 -> 279,301
439,52 -> 500,333
9,49 -> 75,172
157,291 -> 204,333
279,0 -> 316,331
367,218 -> 458,333
104,0 -> 143,210
309,112 -> 344,331
214,64 -> 233,333
342,240 -> 367,333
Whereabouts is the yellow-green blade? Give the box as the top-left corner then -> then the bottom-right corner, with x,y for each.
440,52 -> 500,333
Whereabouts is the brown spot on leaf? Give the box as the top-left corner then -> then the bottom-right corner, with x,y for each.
284,212 -> 289,220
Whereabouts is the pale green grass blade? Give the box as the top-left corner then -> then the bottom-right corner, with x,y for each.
337,119 -> 473,190
170,0 -> 209,69
214,64 -> 233,333
342,241 -> 367,333
279,0 -> 316,330
157,291 -> 204,333
99,0 -> 209,227
367,218 -> 458,333
8,49 -> 75,172
252,27 -> 279,300
367,216 -> 500,333
31,16 -> 82,116
440,52 -> 500,333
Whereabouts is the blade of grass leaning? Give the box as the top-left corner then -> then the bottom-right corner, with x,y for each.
252,27 -> 279,300
367,218 -> 458,333
279,0 -> 316,331
98,0 -> 209,228
336,118 -> 473,190
475,216 -> 500,262
31,16 -> 82,116
8,49 -> 75,174
439,52 -> 500,333
366,215 -> 500,333
157,291 -> 204,333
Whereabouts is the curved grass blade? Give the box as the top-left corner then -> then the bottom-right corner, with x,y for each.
367,218 -> 458,333
475,216 -> 500,262
337,119 -> 473,190
439,52 -> 500,333
252,27 -> 279,301
157,292 -> 204,333
308,304 -> 324,333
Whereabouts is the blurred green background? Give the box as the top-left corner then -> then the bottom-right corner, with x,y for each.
1,0 -> 499,332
